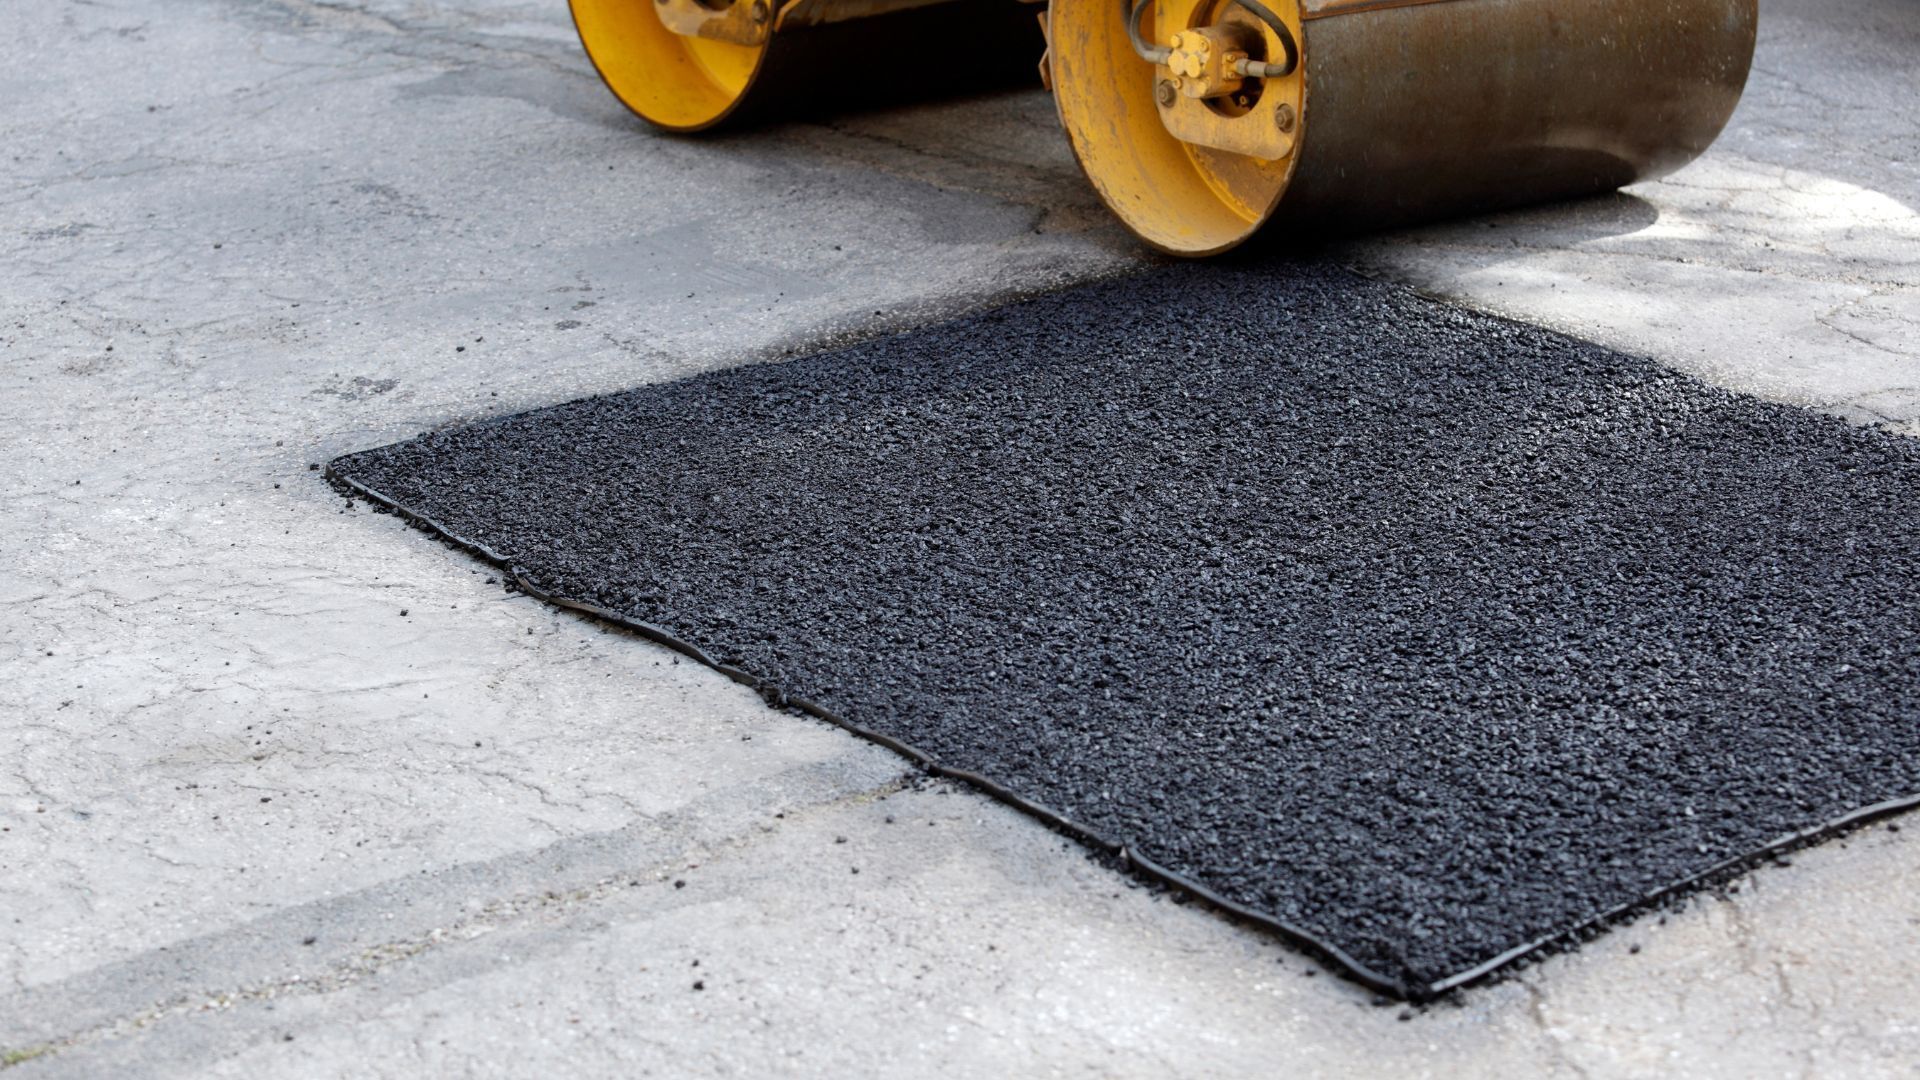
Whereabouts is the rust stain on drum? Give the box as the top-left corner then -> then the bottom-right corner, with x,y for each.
1278,0 -> 1757,229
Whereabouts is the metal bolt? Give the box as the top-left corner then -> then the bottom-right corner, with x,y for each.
1274,102 -> 1296,132
750,0 -> 770,21
1156,80 -> 1177,108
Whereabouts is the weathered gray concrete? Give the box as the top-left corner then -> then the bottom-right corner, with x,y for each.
1,0 -> 1915,1076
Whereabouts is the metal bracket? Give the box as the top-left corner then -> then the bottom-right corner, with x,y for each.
654,0 -> 773,46
1153,4 -> 1300,161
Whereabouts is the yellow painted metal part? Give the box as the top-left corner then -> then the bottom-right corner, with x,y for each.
569,0 -> 965,132
569,0 -> 767,131
1155,5 -> 1302,164
1050,0 -> 1304,256
655,0 -> 774,48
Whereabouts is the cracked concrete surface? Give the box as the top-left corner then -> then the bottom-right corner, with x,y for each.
1,0 -> 1915,1076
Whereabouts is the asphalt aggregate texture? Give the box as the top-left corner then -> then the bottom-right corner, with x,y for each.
331,260 -> 1920,996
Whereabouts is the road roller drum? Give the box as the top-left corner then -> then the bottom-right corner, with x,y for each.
569,0 -> 1757,255
568,0 -> 1042,130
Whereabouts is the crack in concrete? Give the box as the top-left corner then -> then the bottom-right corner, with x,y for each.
1,768 -> 914,1069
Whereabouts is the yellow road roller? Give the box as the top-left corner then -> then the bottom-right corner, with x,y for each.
568,0 -> 1757,255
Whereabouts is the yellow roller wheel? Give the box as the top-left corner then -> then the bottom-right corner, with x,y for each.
1050,0 -> 1305,256
1051,0 -> 1758,257
570,0 -> 768,132
571,0 -> 1047,134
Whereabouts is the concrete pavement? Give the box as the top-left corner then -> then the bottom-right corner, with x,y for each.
2,0 -> 1916,1075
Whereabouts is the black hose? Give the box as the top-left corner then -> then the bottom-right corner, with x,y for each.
1126,0 -> 1299,77
1127,0 -> 1168,63
1228,0 -> 1299,75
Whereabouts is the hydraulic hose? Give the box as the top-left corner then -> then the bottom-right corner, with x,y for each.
1126,0 -> 1299,76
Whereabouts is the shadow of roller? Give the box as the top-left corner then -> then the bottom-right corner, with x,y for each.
570,0 -> 1047,132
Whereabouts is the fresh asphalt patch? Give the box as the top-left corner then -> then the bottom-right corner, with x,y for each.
330,260 -> 1920,999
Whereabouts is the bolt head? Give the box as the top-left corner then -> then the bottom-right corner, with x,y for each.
1274,102 -> 1297,132
1170,30 -> 1210,58
750,0 -> 770,21
1155,79 -> 1177,108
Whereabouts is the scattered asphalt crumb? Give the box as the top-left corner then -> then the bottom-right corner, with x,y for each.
673,880 -> 686,889
260,797 -> 271,804
834,836 -> 847,844
399,609 -> 408,617
692,981 -> 704,991
1629,943 -> 1641,954
301,936 -> 317,946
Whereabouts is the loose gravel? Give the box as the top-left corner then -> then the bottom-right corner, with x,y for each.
331,259 -> 1920,996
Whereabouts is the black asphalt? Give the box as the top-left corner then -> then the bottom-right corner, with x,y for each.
331,260 -> 1920,997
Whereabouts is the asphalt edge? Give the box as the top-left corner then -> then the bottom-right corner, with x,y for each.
324,415 -> 1920,1004
322,464 -> 1417,1001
